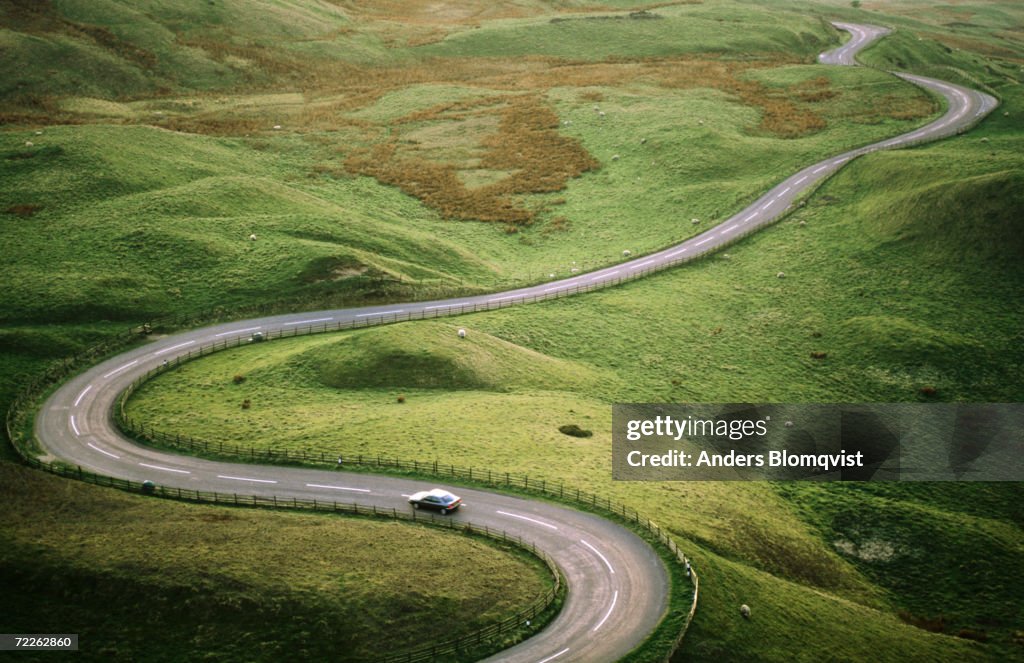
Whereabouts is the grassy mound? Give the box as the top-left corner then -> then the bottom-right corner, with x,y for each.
0,461 -> 551,662
309,322 -> 606,392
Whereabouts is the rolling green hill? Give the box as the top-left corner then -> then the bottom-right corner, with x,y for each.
3,0 -> 1024,660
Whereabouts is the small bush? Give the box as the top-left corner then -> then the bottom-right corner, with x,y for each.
919,385 -> 937,397
5,204 -> 42,218
396,395 -> 405,403
241,399 -> 251,410
810,351 -> 828,360
955,628 -> 988,642
233,374 -> 246,384
559,424 -> 592,438
898,611 -> 946,633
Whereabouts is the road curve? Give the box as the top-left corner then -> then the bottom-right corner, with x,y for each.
32,23 -> 996,663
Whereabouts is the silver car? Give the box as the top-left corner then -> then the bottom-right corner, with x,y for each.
408,488 -> 463,515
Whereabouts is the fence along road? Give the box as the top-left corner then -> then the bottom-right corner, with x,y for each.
31,23 -> 996,663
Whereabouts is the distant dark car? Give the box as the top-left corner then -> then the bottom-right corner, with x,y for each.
408,488 -> 462,514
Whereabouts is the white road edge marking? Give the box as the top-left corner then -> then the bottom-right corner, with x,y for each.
214,326 -> 261,338
306,483 -> 371,493
593,590 -> 619,632
70,415 -> 80,436
356,310 -> 404,317
103,360 -> 138,378
74,385 -> 92,407
537,648 -> 570,663
140,462 -> 190,474
581,539 -> 615,574
88,442 -> 119,459
284,317 -> 333,326
217,474 -> 277,484
154,340 -> 196,356
496,510 -> 559,530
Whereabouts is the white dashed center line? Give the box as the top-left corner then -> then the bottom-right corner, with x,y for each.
537,648 -> 570,663
284,317 -> 333,326
88,442 -> 119,459
356,310 -> 404,317
581,539 -> 615,574
497,510 -> 559,530
103,360 -> 138,379
593,590 -> 619,632
140,462 -> 190,474
217,475 -> 277,484
214,326 -> 261,338
154,340 -> 195,356
306,483 -> 371,493
74,385 -> 92,407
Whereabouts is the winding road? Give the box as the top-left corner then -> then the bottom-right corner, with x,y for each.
31,23 -> 997,663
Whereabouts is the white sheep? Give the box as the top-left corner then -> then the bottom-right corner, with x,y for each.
273,125 -> 282,130
622,249 -> 631,257
598,111 -> 606,118
777,271 -> 785,279
740,604 -> 751,619
249,233 -> 257,241
457,328 -> 467,339
24,141 -> 33,147
612,154 -> 620,161
691,218 -> 700,224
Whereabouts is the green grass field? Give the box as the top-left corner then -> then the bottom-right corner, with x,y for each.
4,0 -> 1024,660
0,462 -> 552,662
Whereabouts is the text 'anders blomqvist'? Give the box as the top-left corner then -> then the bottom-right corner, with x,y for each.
623,415 -> 864,472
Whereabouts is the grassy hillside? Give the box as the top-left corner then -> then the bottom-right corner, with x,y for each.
0,462 -> 552,662
4,0 -> 1024,660
125,77 -> 1024,660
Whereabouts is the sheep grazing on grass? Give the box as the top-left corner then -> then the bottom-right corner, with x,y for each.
598,111 -> 606,118
777,271 -> 785,278
740,604 -> 751,619
640,137 -> 647,144
798,220 -> 807,226
24,141 -> 33,147
273,125 -> 282,130
697,119 -> 704,125
457,328 -> 467,339
593,105 -> 599,111
611,154 -> 620,161
622,249 -> 632,257
691,218 -> 700,225
249,233 -> 257,241
549,273 -> 555,278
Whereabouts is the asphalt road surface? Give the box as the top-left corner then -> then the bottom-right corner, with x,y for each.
32,23 -> 997,663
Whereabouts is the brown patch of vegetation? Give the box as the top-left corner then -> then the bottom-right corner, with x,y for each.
898,611 -> 947,633
345,94 -> 598,224
5,204 -> 42,218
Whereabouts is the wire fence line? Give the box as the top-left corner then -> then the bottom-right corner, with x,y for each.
13,455 -> 561,663
114,323 -> 702,659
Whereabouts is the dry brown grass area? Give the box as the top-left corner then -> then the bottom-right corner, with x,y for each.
345,94 -> 598,224
330,55 -> 867,222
